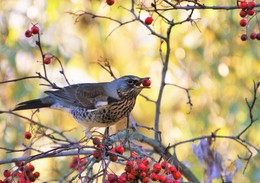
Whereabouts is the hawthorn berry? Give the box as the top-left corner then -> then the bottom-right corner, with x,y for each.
169,165 -> 177,173
33,171 -> 40,178
158,174 -> 166,182
2,178 -> 11,183
239,1 -> 248,9
250,32 -> 257,40
142,158 -> 150,166
3,170 -> 11,178
161,161 -> 168,169
239,10 -> 247,17
44,57 -> 51,64
153,163 -> 162,173
173,180 -> 180,183
118,175 -> 126,183
31,25 -> 39,34
24,131 -> 32,139
142,79 -> 151,87
142,177 -> 149,183
28,164 -> 35,172
256,33 -> 260,40
173,171 -> 182,180
115,145 -> 124,154
138,163 -> 147,171
247,9 -> 255,15
25,30 -> 32,38
139,171 -> 147,178
92,137 -> 101,146
107,174 -> 118,182
127,173 -> 135,180
241,34 -> 248,41
93,150 -> 102,159
106,0 -> 115,6
248,1 -> 256,9
240,18 -> 247,27
145,16 -> 153,25
150,172 -> 159,181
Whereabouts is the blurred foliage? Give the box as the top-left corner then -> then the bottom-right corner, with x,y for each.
0,0 -> 259,182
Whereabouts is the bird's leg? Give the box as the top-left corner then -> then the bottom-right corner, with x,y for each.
85,128 -> 92,139
123,115 -> 131,145
104,127 -> 110,140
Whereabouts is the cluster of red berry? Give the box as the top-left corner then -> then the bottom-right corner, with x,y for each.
92,137 -> 125,162
25,25 -> 39,38
104,153 -> 182,183
239,1 -> 259,41
69,156 -> 87,170
0,163 -> 40,183
24,25 -> 52,64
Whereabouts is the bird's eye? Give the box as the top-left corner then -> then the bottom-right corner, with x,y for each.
127,79 -> 134,85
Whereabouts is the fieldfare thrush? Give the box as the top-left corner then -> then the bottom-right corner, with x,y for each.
12,75 -> 150,137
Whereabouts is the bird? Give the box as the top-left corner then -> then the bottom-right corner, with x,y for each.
11,75 -> 150,137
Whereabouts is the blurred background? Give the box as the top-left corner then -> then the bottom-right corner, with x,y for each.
0,0 -> 259,182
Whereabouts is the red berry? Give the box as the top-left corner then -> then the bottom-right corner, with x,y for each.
239,10 -> 247,17
248,1 -> 256,9
139,171 -> 147,178
126,160 -> 134,167
161,161 -> 168,169
2,178 -> 11,183
173,180 -> 180,183
142,177 -> 149,183
33,171 -> 40,178
247,9 -> 255,15
92,137 -> 101,146
153,163 -> 162,172
106,0 -> 115,5
15,161 -> 24,167
138,163 -> 147,171
24,131 -> 32,139
93,150 -> 102,159
173,171 -> 182,180
115,145 -> 124,154
169,165 -> 177,173
256,33 -> 260,40
241,34 -> 248,41
127,173 -> 135,180
25,30 -> 32,38
44,57 -> 51,64
142,79 -> 151,87
239,1 -> 248,9
28,164 -> 35,171
240,19 -> 247,27
118,175 -> 126,183
3,170 -> 11,178
145,16 -> 153,25
250,32 -> 257,40
142,158 -> 150,165
150,173 -> 159,181
109,149 -> 118,162
107,174 -> 118,182
131,151 -> 138,157
158,174 -> 166,182
31,25 -> 39,34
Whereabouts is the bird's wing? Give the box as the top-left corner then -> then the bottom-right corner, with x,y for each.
45,83 -> 112,109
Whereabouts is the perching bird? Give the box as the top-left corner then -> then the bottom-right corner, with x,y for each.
12,75 -> 150,137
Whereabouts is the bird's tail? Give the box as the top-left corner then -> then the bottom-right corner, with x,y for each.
13,97 -> 53,111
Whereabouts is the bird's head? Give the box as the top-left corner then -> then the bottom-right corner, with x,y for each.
112,75 -> 150,99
